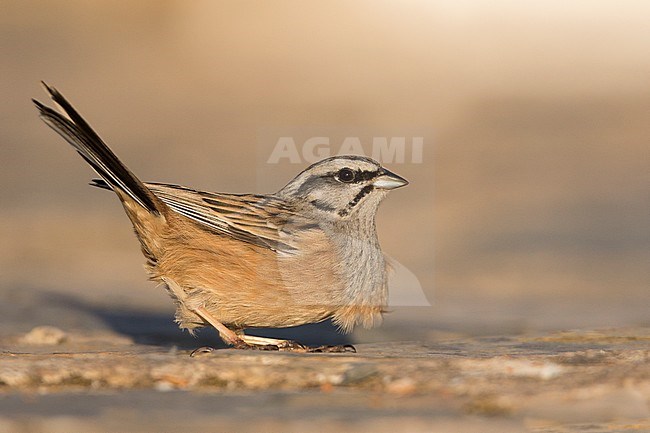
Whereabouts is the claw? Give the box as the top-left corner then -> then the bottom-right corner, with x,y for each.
275,340 -> 308,351
189,346 -> 215,357
308,344 -> 356,353
230,339 -> 279,351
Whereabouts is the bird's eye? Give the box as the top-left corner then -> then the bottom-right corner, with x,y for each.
336,168 -> 356,183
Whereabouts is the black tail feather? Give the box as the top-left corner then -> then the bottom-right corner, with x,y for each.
90,178 -> 111,190
34,83 -> 160,215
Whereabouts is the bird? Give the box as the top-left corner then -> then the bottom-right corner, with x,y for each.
32,83 -> 408,353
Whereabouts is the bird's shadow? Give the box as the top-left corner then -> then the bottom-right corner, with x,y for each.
23,291 -> 352,350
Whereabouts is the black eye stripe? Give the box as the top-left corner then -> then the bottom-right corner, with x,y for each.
357,170 -> 379,181
328,169 -> 380,183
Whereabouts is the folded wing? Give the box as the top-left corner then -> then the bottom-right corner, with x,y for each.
92,179 -> 307,253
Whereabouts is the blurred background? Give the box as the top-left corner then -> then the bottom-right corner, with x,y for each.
0,0 -> 648,342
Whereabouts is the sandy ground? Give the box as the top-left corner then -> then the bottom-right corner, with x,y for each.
1,326 -> 650,433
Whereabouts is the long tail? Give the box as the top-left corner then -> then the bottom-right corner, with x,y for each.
32,82 -> 160,215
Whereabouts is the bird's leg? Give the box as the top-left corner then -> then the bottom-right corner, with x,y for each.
189,306 -> 277,351
163,278 -> 250,350
192,306 -> 241,346
239,333 -> 356,353
188,305 -> 355,353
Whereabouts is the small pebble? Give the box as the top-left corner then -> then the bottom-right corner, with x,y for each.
21,326 -> 67,345
154,381 -> 175,392
386,377 -> 417,396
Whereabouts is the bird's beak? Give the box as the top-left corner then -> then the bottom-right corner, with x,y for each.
373,168 -> 409,190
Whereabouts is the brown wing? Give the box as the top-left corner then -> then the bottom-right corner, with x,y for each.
144,182 -> 307,253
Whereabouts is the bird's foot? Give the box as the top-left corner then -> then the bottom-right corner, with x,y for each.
189,339 -> 356,356
307,344 -> 356,353
238,335 -> 306,351
239,335 -> 356,353
232,340 -> 281,351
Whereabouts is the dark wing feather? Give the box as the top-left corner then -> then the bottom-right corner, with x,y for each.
144,182 -> 303,253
